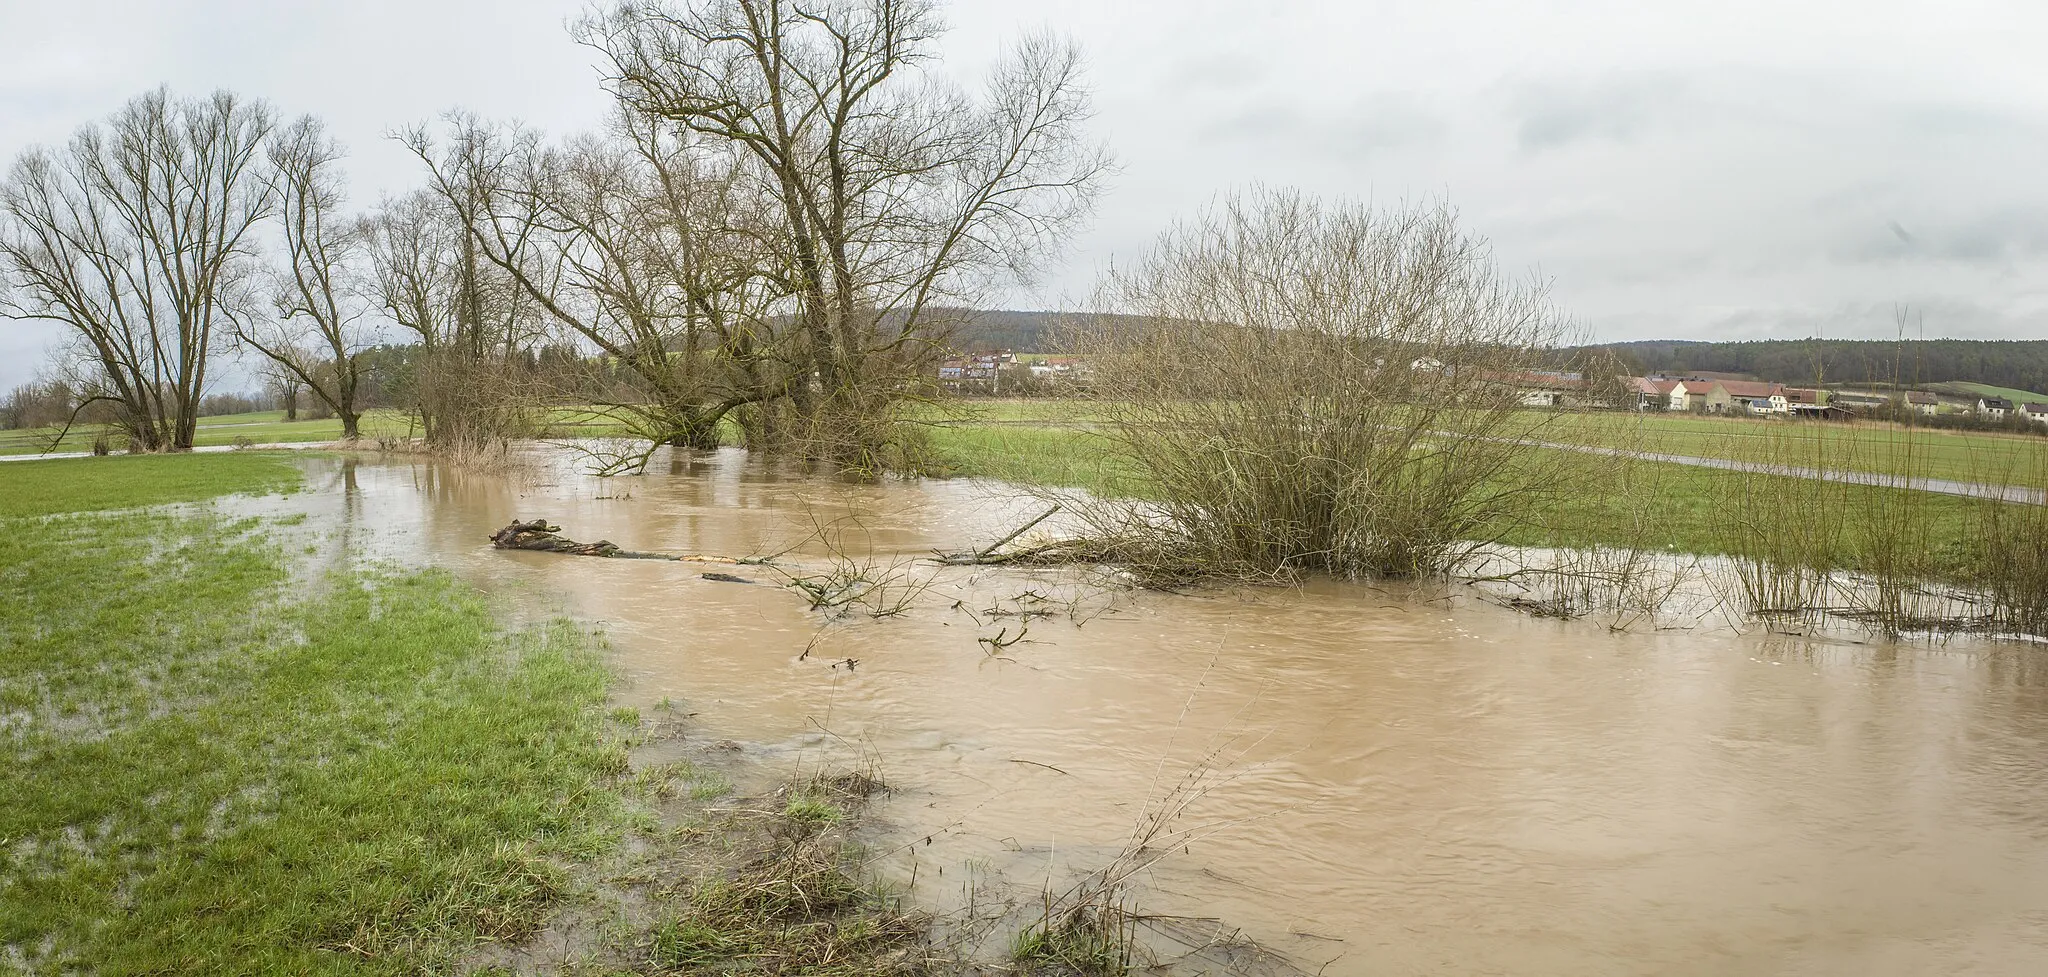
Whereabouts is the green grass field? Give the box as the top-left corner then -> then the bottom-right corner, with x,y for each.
0,456 -> 633,973
924,398 -> 2048,486
920,412 -> 2013,578
0,407 -> 655,455
1945,381 -> 2048,407
0,409 -> 418,455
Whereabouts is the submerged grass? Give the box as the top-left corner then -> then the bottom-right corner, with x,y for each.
0,455 -> 631,974
3,454 -> 1063,976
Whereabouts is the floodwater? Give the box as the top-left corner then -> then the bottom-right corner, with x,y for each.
279,447 -> 2048,976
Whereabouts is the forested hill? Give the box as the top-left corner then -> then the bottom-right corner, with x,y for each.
931,309 -> 1151,353
1580,338 -> 2048,390
944,312 -> 2048,392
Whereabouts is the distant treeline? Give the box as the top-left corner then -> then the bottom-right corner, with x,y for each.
948,317 -> 2048,394
1581,339 -> 2048,390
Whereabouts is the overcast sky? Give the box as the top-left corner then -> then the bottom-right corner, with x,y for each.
3,0 -> 2045,391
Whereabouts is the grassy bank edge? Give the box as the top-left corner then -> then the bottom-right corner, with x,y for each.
0,455 -> 941,975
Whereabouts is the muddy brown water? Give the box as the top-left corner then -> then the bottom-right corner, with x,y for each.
271,448 -> 2048,976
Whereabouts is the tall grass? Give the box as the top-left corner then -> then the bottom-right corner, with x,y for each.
1723,419 -> 1846,620
1968,445 -> 2048,635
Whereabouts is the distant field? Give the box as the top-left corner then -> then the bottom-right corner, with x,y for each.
0,409 -> 415,455
926,397 -> 2048,486
1944,381 -> 2048,407
918,420 -> 1998,574
0,406 -> 653,455
1545,411 -> 2048,485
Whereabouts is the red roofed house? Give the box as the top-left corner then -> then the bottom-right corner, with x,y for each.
1701,380 -> 1788,414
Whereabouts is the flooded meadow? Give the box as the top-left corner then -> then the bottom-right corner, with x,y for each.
274,447 -> 2048,976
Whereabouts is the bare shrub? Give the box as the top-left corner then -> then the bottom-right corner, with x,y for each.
1069,188 -> 1581,580
771,510 -> 933,619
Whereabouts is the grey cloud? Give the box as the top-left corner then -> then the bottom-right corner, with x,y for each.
1328,94 -> 1444,155
1159,52 -> 1270,92
1505,73 -> 1691,152
1833,209 -> 2048,266
1196,93 -> 1442,157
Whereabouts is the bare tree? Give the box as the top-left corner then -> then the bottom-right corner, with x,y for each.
1071,189 -> 1586,580
0,89 -> 275,451
362,174 -> 546,449
237,115 -> 374,438
364,189 -> 461,353
403,111 -> 792,452
266,366 -> 306,420
579,0 -> 1109,466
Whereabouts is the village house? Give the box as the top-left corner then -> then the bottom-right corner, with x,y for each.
1027,356 -> 1081,380
1700,380 -> 1788,414
1830,389 -> 1893,411
1904,391 -> 1939,416
1782,388 -> 1853,419
1624,377 -> 1672,410
2025,403 -> 2048,425
1979,396 -> 2015,419
937,350 -> 1018,387
1660,379 -> 1698,411
1496,370 -> 1583,407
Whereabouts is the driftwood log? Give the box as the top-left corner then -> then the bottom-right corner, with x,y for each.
488,520 -> 757,581
489,520 -> 631,557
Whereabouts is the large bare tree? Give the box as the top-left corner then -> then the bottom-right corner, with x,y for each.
0,89 -> 274,451
579,0 -> 1109,464
237,115 -> 374,438
404,112 -> 792,452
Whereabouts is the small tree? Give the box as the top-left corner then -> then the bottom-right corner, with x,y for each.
362,185 -> 544,450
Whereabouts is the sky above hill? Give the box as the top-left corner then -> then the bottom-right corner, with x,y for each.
3,0 -> 2045,390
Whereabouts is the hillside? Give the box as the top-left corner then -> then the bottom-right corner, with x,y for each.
1581,338 -> 2048,391
1940,381 -> 2048,406
937,309 -> 1153,353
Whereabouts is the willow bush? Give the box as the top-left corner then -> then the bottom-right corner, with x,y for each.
1070,188 -> 1590,579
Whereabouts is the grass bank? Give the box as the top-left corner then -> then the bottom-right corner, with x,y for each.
0,454 -> 1077,975
0,456 -> 637,973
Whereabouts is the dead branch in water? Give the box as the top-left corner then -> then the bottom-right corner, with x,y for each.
933,504 -> 1062,565
486,519 -> 766,565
